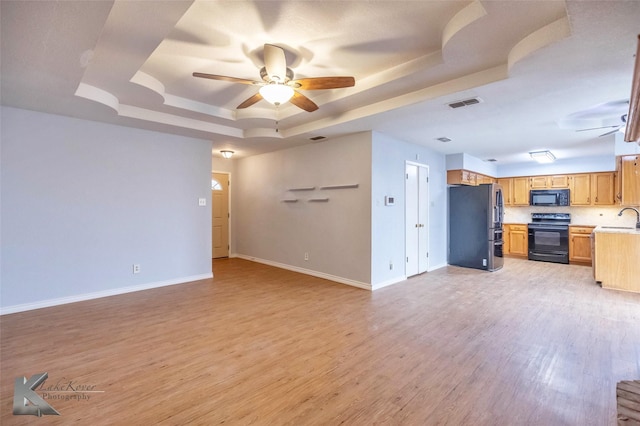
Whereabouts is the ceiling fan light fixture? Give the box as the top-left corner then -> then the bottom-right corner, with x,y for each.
529,150 -> 555,163
220,150 -> 234,159
259,83 -> 294,106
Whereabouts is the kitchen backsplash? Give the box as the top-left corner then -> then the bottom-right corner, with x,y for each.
504,205 -> 639,227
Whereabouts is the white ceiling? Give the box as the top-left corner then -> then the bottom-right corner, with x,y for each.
2,1 -> 639,164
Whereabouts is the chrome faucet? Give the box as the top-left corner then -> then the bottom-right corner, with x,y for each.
618,207 -> 640,229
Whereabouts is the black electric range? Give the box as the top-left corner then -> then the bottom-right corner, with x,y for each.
528,213 -> 570,264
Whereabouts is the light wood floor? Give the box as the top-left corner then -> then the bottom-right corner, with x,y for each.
1,258 -> 639,425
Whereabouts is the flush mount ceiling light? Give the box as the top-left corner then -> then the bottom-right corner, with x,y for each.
220,150 -> 234,159
529,150 -> 555,163
259,83 -> 295,106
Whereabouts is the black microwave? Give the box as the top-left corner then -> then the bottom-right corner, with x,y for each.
529,189 -> 570,206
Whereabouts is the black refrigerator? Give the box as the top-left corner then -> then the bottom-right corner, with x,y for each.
448,183 -> 504,271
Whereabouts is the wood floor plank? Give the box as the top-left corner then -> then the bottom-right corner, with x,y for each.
1,257 -> 639,425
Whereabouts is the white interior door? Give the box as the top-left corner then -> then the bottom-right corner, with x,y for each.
405,163 -> 429,276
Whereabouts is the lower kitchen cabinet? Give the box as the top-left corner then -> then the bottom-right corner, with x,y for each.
505,224 -> 527,257
569,225 -> 595,265
593,227 -> 640,293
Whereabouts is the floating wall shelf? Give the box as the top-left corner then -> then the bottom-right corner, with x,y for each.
308,198 -> 330,202
282,199 -> 299,203
319,184 -> 359,190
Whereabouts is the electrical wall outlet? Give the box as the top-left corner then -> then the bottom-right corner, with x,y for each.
198,198 -> 206,206
304,252 -> 309,261
389,262 -> 393,270
133,264 -> 141,274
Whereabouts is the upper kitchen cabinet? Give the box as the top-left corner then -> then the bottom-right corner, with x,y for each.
569,174 -> 592,205
447,169 -> 477,186
447,169 -> 496,186
548,175 -> 570,188
618,155 -> 640,206
591,172 -> 616,205
497,178 -> 513,206
529,175 -> 569,189
512,177 -> 530,206
529,176 -> 548,189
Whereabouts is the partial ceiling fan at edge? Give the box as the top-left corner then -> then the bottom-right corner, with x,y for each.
193,44 -> 355,112
575,114 -> 627,137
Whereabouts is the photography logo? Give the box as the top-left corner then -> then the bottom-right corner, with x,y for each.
13,372 -> 60,416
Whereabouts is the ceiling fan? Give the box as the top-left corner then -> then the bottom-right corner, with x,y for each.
193,44 -> 355,112
576,113 -> 627,137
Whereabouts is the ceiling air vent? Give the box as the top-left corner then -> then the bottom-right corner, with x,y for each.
448,97 -> 482,109
436,137 -> 452,143
309,136 -> 326,141
485,158 -> 497,162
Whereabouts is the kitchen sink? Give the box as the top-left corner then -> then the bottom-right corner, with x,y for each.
601,226 -> 634,229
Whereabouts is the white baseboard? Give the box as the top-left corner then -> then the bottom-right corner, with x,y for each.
0,273 -> 213,315
235,254 -> 372,291
371,276 -> 407,290
428,262 -> 448,272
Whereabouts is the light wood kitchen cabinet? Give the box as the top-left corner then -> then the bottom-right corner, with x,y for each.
529,175 -> 569,189
447,169 -> 477,186
591,172 -> 616,205
569,226 -> 595,265
477,174 -> 495,184
529,176 -> 548,189
447,169 -> 496,186
498,178 -> 513,205
505,224 -> 528,257
569,174 -> 591,205
548,175 -> 570,188
503,224 -> 510,253
593,227 -> 640,293
619,155 -> 640,206
512,178 -> 530,206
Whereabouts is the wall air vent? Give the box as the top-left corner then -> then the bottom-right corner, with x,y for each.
448,97 -> 482,109
309,136 -> 326,141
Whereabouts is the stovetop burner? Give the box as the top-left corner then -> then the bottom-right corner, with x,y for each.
530,212 -> 571,226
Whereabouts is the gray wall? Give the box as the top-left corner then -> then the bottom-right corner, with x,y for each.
234,133 -> 372,286
1,107 -> 213,312
371,132 -> 448,288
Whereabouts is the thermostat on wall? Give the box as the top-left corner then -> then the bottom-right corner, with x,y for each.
385,196 -> 395,206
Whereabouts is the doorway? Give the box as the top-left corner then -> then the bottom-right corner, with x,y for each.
212,172 -> 230,258
405,162 -> 429,276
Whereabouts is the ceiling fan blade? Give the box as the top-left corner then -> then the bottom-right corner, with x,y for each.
599,127 -> 622,137
576,125 -> 621,132
293,77 -> 355,90
263,44 -> 287,82
193,72 -> 256,85
290,91 -> 318,112
237,92 -> 263,109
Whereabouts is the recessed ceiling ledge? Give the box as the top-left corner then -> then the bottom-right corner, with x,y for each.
442,1 -> 487,48
74,83 -> 120,113
508,16 -> 571,71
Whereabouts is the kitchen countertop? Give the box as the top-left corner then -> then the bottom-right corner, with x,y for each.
594,225 -> 640,235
